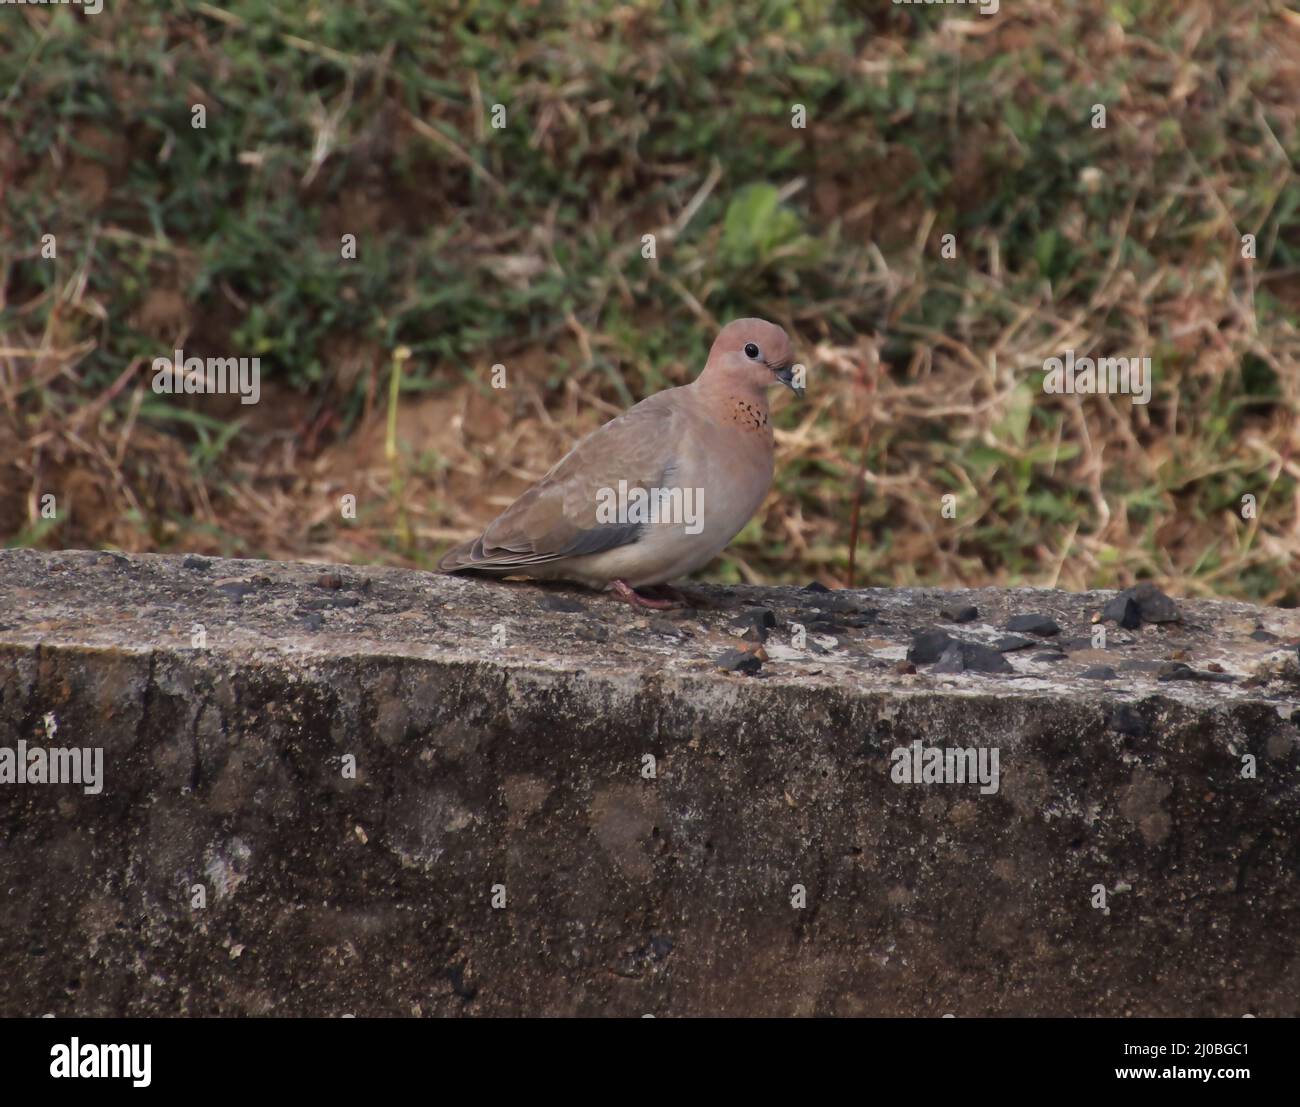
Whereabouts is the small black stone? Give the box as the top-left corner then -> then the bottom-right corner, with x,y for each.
815,594 -> 876,618
807,618 -> 844,635
1250,629 -> 1279,643
183,555 -> 211,571
907,629 -> 956,665
1032,652 -> 1066,663
732,608 -> 775,640
932,640 -> 1012,674
995,635 -> 1037,652
1080,665 -> 1119,680
540,594 -> 585,613
1102,595 -> 1142,629
931,642 -> 967,674
716,649 -> 762,675
1104,583 -> 1179,627
299,611 -> 325,631
1006,614 -> 1060,636
957,641 -> 1014,674
803,581 -> 831,593
1129,581 -> 1180,624
940,605 -> 979,623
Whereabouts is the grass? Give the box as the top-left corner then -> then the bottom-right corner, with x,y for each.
0,0 -> 1297,604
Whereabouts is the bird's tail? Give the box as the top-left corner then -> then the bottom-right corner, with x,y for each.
437,538 -> 480,573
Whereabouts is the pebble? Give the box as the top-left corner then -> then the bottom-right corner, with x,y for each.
1157,662 -> 1235,684
807,618 -> 845,635
814,594 -> 876,618
1103,595 -> 1141,629
1080,665 -> 1119,680
940,605 -> 979,623
716,648 -> 762,675
995,635 -> 1037,652
1006,613 -> 1060,636
932,640 -> 1013,675
732,608 -> 774,641
1104,582 -> 1180,627
907,629 -> 955,664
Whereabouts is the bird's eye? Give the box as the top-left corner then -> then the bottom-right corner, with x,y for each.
744,343 -> 760,359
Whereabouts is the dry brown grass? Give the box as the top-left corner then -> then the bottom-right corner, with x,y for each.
1,0 -> 1297,603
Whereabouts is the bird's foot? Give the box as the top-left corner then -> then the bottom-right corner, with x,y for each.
609,579 -> 681,610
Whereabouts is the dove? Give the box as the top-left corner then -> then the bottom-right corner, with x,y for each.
438,318 -> 801,608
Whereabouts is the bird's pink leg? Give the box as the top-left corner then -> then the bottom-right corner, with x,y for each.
609,579 -> 679,609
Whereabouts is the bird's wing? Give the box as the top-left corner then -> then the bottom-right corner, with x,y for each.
439,388 -> 689,572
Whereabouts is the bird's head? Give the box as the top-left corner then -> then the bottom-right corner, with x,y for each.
703,318 -> 802,398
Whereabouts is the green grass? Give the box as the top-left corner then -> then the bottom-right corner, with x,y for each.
0,0 -> 1296,601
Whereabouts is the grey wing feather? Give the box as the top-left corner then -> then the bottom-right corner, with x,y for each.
438,389 -> 685,573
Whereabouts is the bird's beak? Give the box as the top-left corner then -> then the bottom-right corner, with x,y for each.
774,361 -> 804,398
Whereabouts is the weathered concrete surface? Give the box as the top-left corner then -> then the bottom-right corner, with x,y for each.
0,548 -> 1297,1017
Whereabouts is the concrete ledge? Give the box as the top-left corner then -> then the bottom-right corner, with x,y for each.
1,549 -> 1298,1015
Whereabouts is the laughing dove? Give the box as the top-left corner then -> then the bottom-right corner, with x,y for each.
438,318 -> 801,607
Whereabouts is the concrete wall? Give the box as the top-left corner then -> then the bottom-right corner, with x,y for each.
1,549 -> 1297,1015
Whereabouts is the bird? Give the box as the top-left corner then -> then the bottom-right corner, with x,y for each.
438,318 -> 801,608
